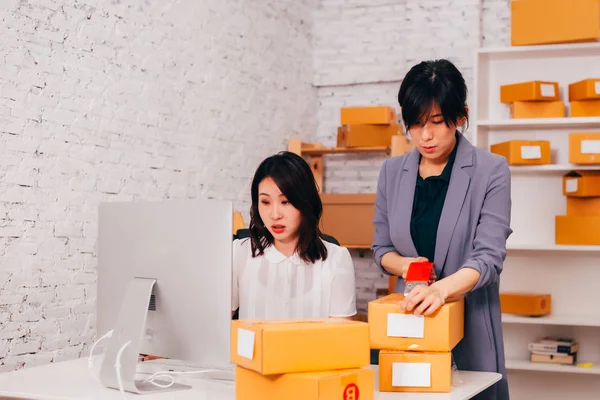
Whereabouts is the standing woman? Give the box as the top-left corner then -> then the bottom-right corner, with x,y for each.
372,59 -> 512,400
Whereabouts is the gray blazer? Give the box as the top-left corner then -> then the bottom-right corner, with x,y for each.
372,133 -> 512,400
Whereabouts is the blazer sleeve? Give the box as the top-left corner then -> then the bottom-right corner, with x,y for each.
372,159 -> 396,276
460,159 -> 512,291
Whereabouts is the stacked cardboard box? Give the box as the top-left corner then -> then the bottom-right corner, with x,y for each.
556,170 -> 600,245
231,319 -> 374,400
528,337 -> 578,365
368,293 -> 465,393
337,106 -> 403,148
511,0 -> 600,46
569,79 -> 600,117
500,80 -> 565,119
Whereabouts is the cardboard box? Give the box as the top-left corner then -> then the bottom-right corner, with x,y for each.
569,132 -> 600,164
337,124 -> 401,148
320,193 -> 376,248
499,293 -> 551,316
378,350 -> 452,393
235,366 -> 375,400
530,353 -> 576,365
571,100 -> 600,117
569,79 -> 600,101
510,101 -> 565,119
230,319 -> 370,375
567,197 -> 600,215
490,140 -> 551,165
368,293 -> 464,352
341,106 -> 396,125
511,0 -> 600,46
563,171 -> 600,197
500,81 -> 560,103
556,215 -> 600,245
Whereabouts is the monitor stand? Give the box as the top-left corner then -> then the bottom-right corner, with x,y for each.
99,277 -> 191,394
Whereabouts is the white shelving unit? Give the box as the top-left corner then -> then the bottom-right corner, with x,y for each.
474,43 -> 600,400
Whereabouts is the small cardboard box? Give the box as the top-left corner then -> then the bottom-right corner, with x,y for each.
341,106 -> 396,125
378,350 -> 452,393
230,319 -> 370,375
511,0 -> 600,46
235,366 -> 375,400
569,79 -> 600,101
490,140 -> 551,165
571,100 -> 600,117
563,171 -> 600,197
500,81 -> 559,103
569,133 -> 600,164
567,197 -> 600,215
320,193 -> 376,248
499,293 -> 551,316
510,101 -> 565,119
336,124 -> 401,147
368,293 -> 464,352
556,215 -> 600,245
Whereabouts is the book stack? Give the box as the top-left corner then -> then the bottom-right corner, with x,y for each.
528,337 -> 578,365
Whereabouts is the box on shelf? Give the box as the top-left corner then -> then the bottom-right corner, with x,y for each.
569,133 -> 600,164
567,197 -> 600,215
235,366 -> 375,400
500,81 -> 559,103
511,0 -> 600,46
562,171 -> 600,197
336,124 -> 401,148
378,350 -> 452,393
555,215 -> 600,245
341,106 -> 396,125
320,193 -> 376,248
499,293 -> 551,316
511,101 -> 565,119
571,100 -> 600,117
490,140 -> 551,165
368,293 -> 464,352
230,319 -> 370,375
569,79 -> 600,101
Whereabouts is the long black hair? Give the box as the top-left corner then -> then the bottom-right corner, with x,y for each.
398,59 -> 469,131
248,151 -> 328,263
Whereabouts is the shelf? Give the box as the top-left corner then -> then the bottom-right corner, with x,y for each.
507,243 -> 600,252
476,43 -> 600,62
477,117 -> 600,130
509,165 -> 600,173
301,146 -> 390,156
502,313 -> 600,327
506,359 -> 600,375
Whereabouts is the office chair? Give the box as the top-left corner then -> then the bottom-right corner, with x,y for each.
231,229 -> 341,320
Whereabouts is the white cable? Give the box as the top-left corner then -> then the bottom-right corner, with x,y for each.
87,329 -> 114,382
142,369 -> 222,388
115,340 -> 131,400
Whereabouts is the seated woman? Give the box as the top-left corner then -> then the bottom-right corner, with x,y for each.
232,151 -> 357,320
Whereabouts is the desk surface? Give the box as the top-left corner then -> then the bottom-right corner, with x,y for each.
0,358 -> 501,400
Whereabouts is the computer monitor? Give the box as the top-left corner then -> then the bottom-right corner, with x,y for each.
96,199 -> 233,394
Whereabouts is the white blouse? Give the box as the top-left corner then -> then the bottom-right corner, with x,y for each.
231,238 -> 357,320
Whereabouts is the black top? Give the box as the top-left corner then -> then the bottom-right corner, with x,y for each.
410,136 -> 458,263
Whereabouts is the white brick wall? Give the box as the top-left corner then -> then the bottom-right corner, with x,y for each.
0,0 -> 316,370
314,0 -> 511,313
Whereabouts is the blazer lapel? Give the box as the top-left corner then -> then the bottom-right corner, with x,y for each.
396,148 -> 420,257
434,135 -> 474,276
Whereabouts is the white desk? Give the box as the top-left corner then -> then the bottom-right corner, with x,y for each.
0,358 -> 501,400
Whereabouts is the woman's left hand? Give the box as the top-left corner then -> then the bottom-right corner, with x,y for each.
399,284 -> 447,316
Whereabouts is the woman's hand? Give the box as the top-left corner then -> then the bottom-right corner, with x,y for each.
399,284 -> 448,316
